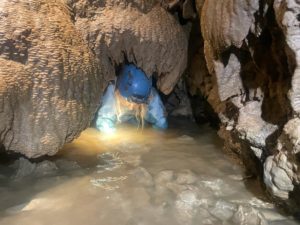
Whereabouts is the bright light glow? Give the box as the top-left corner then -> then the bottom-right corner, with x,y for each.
60,124 -> 167,156
100,122 -> 116,136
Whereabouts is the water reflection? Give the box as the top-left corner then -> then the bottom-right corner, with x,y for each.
0,119 -> 297,225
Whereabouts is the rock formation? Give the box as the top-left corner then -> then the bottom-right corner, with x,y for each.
1,0 -> 300,209
0,0 -> 101,158
188,0 -> 300,208
0,0 -> 188,157
71,0 -> 188,94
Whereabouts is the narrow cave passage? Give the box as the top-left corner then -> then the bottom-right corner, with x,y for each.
1,0 -> 300,224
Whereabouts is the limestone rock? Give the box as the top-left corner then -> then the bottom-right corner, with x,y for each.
236,101 -> 278,149
232,205 -> 268,225
155,170 -> 175,184
12,157 -> 58,179
263,118 -> 300,200
201,0 -> 260,52
190,0 -> 300,208
12,157 -> 36,179
0,0 -> 101,158
130,167 -> 154,187
166,79 -> 194,117
73,0 -> 188,94
34,160 -> 58,177
282,118 -> 300,154
55,159 -> 81,171
273,0 -> 300,113
0,0 -> 188,157
209,200 -> 237,221
175,169 -> 197,185
264,154 -> 294,199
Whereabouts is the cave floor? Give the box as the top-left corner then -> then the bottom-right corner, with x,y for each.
0,118 -> 298,225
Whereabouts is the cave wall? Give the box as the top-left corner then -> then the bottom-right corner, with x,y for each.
188,0 -> 300,205
0,0 -> 102,158
71,0 -> 188,94
1,0 -> 300,207
0,0 -> 188,157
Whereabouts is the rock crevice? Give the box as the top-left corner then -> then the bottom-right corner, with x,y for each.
188,0 -> 300,208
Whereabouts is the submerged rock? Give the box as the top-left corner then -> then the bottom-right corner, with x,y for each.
11,157 -> 58,179
175,169 -> 198,185
34,161 -> 58,177
175,190 -> 200,224
269,220 -> 299,225
130,167 -> 154,187
55,159 -> 81,171
209,200 -> 237,221
154,170 -> 175,184
232,205 -> 268,225
12,157 -> 36,179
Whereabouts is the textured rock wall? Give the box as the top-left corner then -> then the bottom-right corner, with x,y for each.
188,0 -> 300,207
0,0 -> 189,157
71,0 -> 188,94
2,0 -> 300,210
0,0 -> 101,158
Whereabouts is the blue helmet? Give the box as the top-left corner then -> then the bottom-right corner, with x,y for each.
116,64 -> 152,104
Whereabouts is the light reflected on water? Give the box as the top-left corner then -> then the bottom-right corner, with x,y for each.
0,120 -> 296,225
60,126 -> 167,156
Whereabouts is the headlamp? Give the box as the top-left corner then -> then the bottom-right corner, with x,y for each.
99,121 -> 116,135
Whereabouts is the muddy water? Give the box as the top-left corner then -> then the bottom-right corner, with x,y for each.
0,118 -> 298,225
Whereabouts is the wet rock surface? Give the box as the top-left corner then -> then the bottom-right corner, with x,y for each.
1,0 -> 300,212
9,157 -> 81,179
71,0 -> 189,94
0,0 -> 102,158
0,0 -> 188,157
187,0 -> 300,209
0,121 -> 297,225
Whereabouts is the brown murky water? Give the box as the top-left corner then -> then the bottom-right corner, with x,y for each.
0,119 -> 298,225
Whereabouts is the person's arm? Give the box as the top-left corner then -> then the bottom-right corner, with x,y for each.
146,88 -> 168,130
95,84 -> 117,133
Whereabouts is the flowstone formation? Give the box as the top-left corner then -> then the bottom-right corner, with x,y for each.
0,0 -> 101,158
188,0 -> 300,207
2,0 -> 300,209
0,0 -> 188,157
71,0 -> 188,94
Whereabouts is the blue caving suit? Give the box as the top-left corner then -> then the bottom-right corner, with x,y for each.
96,83 -> 168,132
